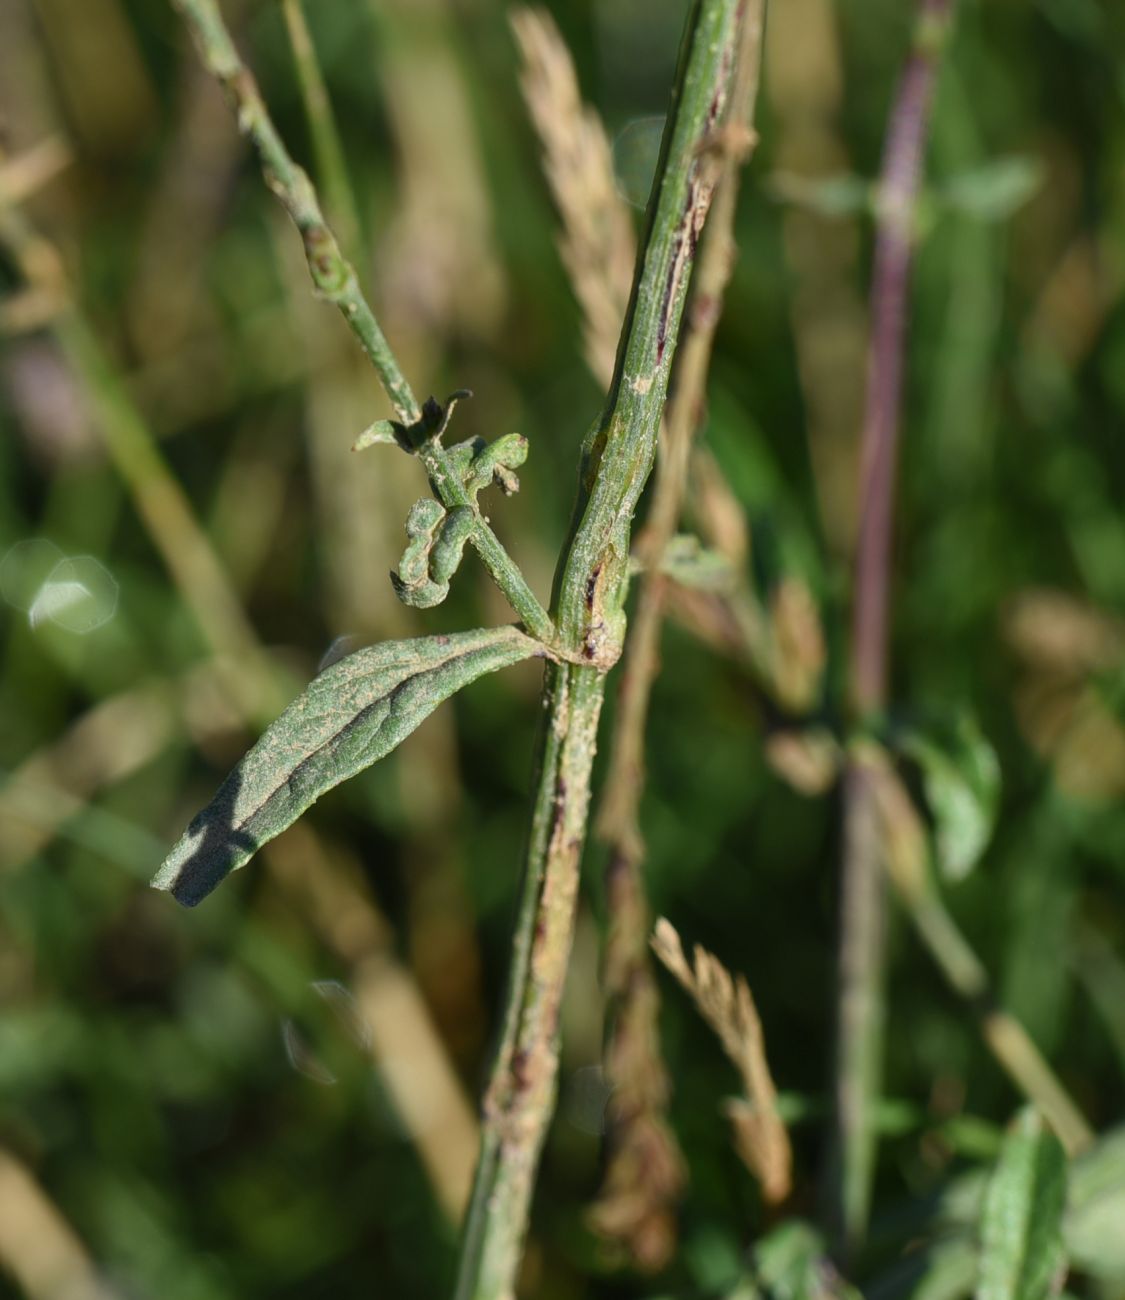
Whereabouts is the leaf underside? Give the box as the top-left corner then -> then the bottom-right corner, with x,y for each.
153,625 -> 541,906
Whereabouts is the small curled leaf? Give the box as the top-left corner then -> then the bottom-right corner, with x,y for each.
394,498 -> 448,608
447,433 -> 529,498
356,389 -> 475,456
392,498 -> 477,609
153,626 -> 541,905
464,433 -> 529,496
430,506 -> 474,583
414,388 -> 472,447
398,499 -> 446,583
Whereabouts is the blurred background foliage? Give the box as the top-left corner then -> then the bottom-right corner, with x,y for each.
1,0 -> 1124,1296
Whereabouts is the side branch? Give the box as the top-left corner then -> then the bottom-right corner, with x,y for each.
171,0 -> 554,643
172,0 -> 419,422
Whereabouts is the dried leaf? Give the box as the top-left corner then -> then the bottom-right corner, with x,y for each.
510,6 -> 635,388
652,918 -> 791,1203
1003,588 -> 1125,678
765,728 -> 841,796
154,626 -> 541,905
855,740 -> 930,903
769,578 -> 826,713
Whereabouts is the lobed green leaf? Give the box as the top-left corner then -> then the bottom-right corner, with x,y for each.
153,626 -> 541,905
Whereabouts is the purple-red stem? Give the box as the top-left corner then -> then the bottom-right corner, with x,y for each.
832,0 -> 953,1254
851,0 -> 951,714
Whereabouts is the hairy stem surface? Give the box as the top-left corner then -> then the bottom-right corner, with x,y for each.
552,0 -> 748,665
593,0 -> 766,1263
454,2 -> 750,1295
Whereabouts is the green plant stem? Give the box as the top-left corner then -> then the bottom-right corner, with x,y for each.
172,0 -> 412,417
832,760 -> 891,1251
592,0 -> 766,1261
552,0 -> 748,664
171,0 -> 553,643
598,0 -> 764,862
453,3 -> 749,1296
455,659 -> 602,1300
415,439 -> 555,646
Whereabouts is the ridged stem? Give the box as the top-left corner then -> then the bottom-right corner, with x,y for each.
592,0 -> 766,1264
454,3 -> 751,1295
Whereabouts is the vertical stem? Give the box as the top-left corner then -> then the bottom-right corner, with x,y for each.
454,661 -> 604,1300
831,761 -> 888,1250
831,0 -> 953,1254
552,0 -> 748,661
851,0 -> 952,714
593,0 -> 766,1264
454,3 -> 749,1296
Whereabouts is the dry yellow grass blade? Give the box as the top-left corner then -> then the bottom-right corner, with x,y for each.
651,918 -> 792,1204
0,1148 -> 116,1300
510,6 -> 635,389
0,136 -> 71,206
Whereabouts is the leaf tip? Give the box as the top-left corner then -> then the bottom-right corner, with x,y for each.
149,856 -> 203,908
150,850 -> 215,908
353,419 -> 399,451
150,795 -> 256,907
